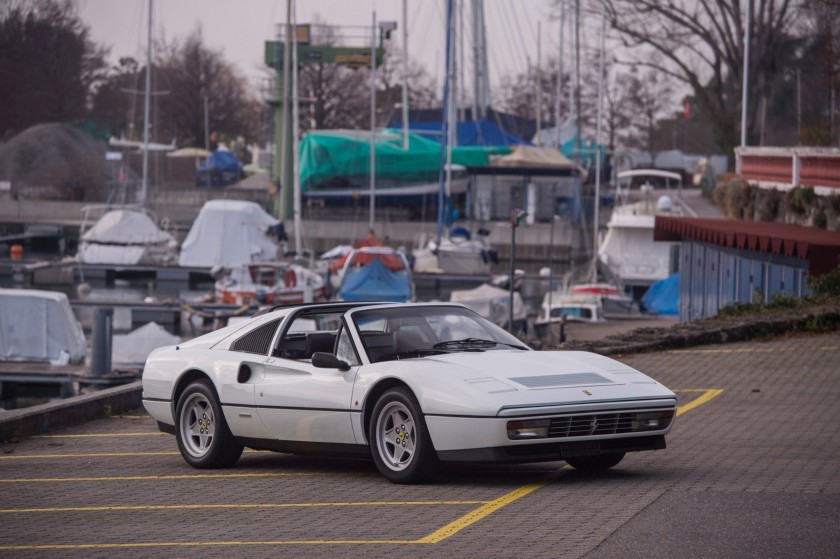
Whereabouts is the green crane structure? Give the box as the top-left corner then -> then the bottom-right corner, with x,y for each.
264,23 -> 390,221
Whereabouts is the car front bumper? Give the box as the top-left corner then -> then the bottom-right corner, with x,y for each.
435,434 -> 666,463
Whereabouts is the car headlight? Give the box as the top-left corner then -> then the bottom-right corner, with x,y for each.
507,419 -> 550,439
631,410 -> 674,431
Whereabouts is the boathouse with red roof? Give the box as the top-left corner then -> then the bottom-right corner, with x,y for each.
653,217 -> 840,321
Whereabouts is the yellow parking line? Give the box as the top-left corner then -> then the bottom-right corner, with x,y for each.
675,388 -> 724,416
0,472 -> 341,483
0,449 -> 267,460
417,483 -> 546,543
32,432 -> 165,439
1,500 -> 487,514
668,346 -> 840,354
0,451 -> 180,460
0,541 -> 419,550
0,484 -> 544,550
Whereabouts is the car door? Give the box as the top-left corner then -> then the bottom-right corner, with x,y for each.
217,317 -> 285,440
254,325 -> 359,444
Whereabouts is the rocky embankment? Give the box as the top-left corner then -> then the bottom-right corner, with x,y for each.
555,295 -> 840,356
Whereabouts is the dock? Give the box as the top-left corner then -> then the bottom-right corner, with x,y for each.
0,361 -> 139,387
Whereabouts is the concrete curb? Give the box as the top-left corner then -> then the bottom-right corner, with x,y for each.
0,381 -> 142,442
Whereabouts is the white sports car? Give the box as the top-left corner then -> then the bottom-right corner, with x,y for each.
142,302 -> 676,483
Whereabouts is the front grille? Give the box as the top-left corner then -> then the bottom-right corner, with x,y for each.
545,409 -> 672,438
549,412 -> 632,437
509,372 -> 612,388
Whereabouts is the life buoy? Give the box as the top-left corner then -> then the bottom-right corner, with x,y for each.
284,268 -> 297,288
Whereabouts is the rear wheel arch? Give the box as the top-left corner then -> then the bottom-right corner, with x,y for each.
171,369 -> 214,418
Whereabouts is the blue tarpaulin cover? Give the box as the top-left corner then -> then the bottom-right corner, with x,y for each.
339,258 -> 412,303
197,151 -> 242,173
405,118 -> 531,147
642,273 -> 680,315
196,151 -> 243,187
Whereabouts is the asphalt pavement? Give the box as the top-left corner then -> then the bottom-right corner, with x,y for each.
1,333 -> 838,558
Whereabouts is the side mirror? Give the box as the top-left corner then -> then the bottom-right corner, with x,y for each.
528,340 -> 543,351
311,352 -> 351,371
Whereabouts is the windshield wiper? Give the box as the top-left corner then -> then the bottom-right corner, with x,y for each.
433,338 -> 527,350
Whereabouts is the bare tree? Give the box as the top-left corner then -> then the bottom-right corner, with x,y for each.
615,66 -> 676,159
294,27 -> 437,131
298,57 -> 369,130
0,0 -> 107,137
799,0 -> 840,144
496,52 -> 640,152
599,0 -> 800,157
497,58 -> 578,128
90,57 -> 144,141
289,21 -> 370,131
153,26 -> 261,147
376,44 -> 439,123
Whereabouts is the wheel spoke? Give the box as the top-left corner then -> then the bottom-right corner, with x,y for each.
384,441 -> 397,462
403,432 -> 416,454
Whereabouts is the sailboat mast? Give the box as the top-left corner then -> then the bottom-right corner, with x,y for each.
369,10 -> 377,233
402,0 -> 409,150
471,0 -> 489,120
291,0 -> 302,255
536,21 -> 542,146
436,0 -> 455,242
555,0 -> 564,149
574,0 -> 581,156
140,0 -> 152,206
592,1 -> 606,283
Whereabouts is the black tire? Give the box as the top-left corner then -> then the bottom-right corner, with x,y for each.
175,380 -> 244,468
565,452 -> 625,472
369,387 -> 438,484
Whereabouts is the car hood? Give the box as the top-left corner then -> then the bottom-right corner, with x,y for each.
380,350 -> 675,416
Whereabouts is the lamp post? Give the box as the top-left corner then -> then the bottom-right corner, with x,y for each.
509,208 -> 527,333
548,184 -> 557,342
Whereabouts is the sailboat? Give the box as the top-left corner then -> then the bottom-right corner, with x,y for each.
77,204 -> 177,265
411,0 -> 495,277
77,1 -> 175,268
330,9 -> 414,303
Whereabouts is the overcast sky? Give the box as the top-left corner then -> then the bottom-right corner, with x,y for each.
77,0 -> 604,95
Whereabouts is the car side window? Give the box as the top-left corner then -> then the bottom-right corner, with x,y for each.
335,326 -> 360,367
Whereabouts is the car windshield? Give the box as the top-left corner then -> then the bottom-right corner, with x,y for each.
352,305 -> 527,363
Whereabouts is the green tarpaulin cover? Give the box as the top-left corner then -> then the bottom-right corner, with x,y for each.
299,130 -> 510,192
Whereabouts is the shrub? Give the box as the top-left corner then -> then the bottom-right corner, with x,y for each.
809,263 -> 840,297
